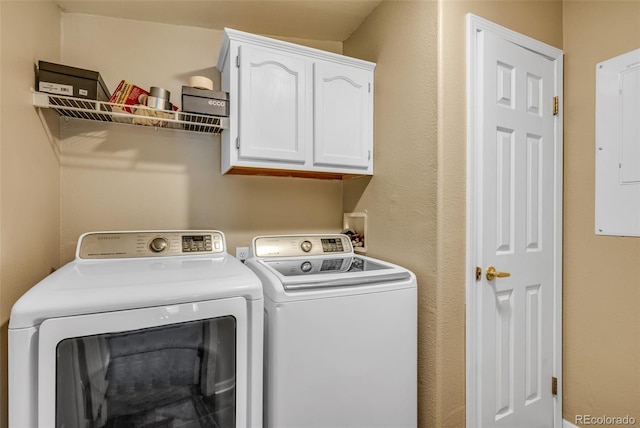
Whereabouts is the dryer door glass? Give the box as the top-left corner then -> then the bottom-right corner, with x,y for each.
55,316 -> 236,428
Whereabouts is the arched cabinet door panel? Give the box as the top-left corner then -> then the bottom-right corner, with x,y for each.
313,62 -> 372,169
238,44 -> 308,163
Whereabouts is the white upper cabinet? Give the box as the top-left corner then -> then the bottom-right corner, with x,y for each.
217,28 -> 375,179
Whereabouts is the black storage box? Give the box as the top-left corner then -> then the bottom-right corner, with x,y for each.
181,86 -> 229,117
37,61 -> 110,101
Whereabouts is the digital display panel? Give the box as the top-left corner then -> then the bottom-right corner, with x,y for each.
321,238 -> 344,253
320,259 -> 344,271
181,235 -> 212,252
183,235 -> 205,243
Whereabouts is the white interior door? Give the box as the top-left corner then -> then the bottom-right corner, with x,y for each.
466,15 -> 563,428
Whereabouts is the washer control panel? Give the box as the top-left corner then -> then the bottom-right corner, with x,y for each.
253,234 -> 352,258
78,230 -> 226,259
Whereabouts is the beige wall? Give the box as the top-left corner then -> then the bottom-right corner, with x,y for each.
342,1 -> 438,426
345,1 -> 563,426
3,2 -> 640,428
0,7 -> 3,421
563,1 -> 640,425
0,1 -> 62,426
1,11 -> 346,426
58,14 -> 345,263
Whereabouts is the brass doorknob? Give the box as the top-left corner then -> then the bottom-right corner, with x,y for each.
486,266 -> 510,281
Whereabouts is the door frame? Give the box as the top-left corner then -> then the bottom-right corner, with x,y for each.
465,14 -> 564,427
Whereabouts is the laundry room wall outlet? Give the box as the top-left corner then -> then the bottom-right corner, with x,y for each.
235,247 -> 249,263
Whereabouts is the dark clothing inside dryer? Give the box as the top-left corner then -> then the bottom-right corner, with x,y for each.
104,393 -> 234,428
56,317 -> 236,428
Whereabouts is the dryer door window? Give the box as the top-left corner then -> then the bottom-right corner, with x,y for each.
37,298 -> 250,428
56,316 -> 235,428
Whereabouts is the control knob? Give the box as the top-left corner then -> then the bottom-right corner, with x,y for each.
149,237 -> 168,253
300,240 -> 313,252
300,261 -> 313,273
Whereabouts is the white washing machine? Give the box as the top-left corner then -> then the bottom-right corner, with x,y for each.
245,234 -> 417,428
9,230 -> 263,428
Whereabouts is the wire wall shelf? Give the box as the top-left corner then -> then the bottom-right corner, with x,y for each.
33,91 -> 229,135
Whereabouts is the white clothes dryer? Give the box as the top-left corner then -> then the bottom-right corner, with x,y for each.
9,230 -> 263,428
245,234 -> 417,428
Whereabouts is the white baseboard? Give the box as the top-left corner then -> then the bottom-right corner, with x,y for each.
563,419 -> 579,428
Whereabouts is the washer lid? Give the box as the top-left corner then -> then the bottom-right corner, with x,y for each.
258,256 -> 411,291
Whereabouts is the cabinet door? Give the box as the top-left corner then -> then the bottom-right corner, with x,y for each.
313,62 -> 372,169
238,44 -> 308,163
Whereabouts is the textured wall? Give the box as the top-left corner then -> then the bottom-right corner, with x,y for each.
563,2 -> 640,425
346,1 -> 563,426
343,1 -> 438,426
58,14 -> 345,263
6,3 -> 638,428
1,10 -> 346,426
0,2 -> 62,426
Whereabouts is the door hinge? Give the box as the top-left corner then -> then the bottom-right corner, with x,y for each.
475,267 -> 482,281
368,150 -> 371,160
236,55 -> 240,68
552,376 -> 558,396
236,137 -> 240,150
553,96 -> 559,115
368,82 -> 371,93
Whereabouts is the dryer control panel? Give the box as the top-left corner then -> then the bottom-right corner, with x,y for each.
77,230 -> 226,259
253,234 -> 353,258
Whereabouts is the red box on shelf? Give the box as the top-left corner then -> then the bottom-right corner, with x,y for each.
109,80 -> 149,113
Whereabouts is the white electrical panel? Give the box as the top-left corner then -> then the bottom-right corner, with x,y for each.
595,48 -> 640,237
